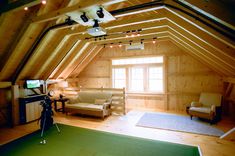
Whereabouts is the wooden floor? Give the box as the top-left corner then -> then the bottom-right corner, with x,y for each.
0,109 -> 235,156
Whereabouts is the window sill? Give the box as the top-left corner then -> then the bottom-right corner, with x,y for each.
126,92 -> 164,97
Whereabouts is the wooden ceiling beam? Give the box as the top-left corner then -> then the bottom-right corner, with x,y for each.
166,19 -> 235,61
168,26 -> 235,71
48,40 -> 87,79
168,30 -> 235,74
168,32 -> 232,76
58,43 -> 95,79
165,7 -> 235,49
34,35 -> 79,80
169,36 -> 227,77
52,42 -> 91,79
16,29 -> 69,81
69,46 -> 103,78
32,0 -> 122,23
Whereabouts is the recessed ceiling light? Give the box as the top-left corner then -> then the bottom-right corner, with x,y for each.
24,7 -> 28,11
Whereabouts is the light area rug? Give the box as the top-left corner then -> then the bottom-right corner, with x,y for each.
136,112 -> 224,137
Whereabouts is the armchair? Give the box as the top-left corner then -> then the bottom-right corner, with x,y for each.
188,92 -> 222,123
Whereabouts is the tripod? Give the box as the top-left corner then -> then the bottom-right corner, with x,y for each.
39,97 -> 61,144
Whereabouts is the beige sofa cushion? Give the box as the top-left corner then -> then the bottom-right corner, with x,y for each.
78,91 -> 112,103
66,103 -> 103,111
95,99 -> 107,105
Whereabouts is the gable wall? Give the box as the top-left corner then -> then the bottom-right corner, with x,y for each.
70,41 -> 222,111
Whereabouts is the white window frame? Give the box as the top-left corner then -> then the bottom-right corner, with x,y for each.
111,56 -> 165,94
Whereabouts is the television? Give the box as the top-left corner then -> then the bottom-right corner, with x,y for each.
25,80 -> 41,89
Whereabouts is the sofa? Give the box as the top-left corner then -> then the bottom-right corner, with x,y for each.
188,92 -> 222,123
65,91 -> 112,119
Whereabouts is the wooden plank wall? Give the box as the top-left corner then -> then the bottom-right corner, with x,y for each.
76,40 -> 223,112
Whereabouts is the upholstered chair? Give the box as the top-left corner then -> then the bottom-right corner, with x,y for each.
188,92 -> 222,124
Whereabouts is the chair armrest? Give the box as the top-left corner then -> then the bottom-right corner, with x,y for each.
211,105 -> 216,113
103,102 -> 111,109
190,101 -> 202,107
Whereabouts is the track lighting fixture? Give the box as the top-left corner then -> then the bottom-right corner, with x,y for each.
96,8 -> 104,18
80,12 -> 89,22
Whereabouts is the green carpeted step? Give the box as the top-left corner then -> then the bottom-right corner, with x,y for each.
0,124 -> 200,156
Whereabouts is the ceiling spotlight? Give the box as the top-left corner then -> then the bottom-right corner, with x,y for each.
96,8 -> 104,18
141,39 -> 144,44
153,37 -> 157,44
119,42 -> 122,47
93,19 -> 99,27
110,43 -> 113,48
41,0 -> 46,5
24,7 -> 28,11
80,12 -> 89,22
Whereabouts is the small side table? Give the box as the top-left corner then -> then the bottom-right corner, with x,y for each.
54,98 -> 68,113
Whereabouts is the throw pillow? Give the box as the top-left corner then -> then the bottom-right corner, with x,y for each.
95,99 -> 107,105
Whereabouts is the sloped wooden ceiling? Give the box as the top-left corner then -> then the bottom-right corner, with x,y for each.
0,0 -> 234,84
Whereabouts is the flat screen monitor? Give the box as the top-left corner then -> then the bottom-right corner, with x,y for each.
25,80 -> 40,89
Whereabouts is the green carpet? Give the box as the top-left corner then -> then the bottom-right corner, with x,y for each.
0,124 -> 200,156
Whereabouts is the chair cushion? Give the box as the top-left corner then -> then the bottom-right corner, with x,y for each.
189,107 -> 211,114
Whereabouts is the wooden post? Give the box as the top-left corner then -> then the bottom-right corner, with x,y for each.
11,85 -> 20,126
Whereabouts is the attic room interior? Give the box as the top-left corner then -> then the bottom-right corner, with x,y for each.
0,0 -> 235,155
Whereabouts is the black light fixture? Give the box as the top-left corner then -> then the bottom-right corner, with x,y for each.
80,12 -> 89,22
96,8 -> 104,18
93,19 -> 99,27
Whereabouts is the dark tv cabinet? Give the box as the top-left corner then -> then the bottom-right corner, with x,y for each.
19,94 -> 46,124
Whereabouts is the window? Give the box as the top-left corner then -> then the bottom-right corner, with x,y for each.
148,67 -> 163,92
112,68 -> 126,88
130,67 -> 144,91
112,56 -> 164,93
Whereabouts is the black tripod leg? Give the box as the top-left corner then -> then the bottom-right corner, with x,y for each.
41,112 -> 47,138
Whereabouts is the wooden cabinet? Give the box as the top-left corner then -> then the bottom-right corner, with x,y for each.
19,95 -> 46,124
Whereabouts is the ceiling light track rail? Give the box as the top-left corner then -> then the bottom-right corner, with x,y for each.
11,18 -> 76,84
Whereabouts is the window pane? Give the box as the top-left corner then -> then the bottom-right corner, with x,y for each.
149,67 -> 163,92
112,68 -> 126,88
130,68 -> 144,91
112,56 -> 163,65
